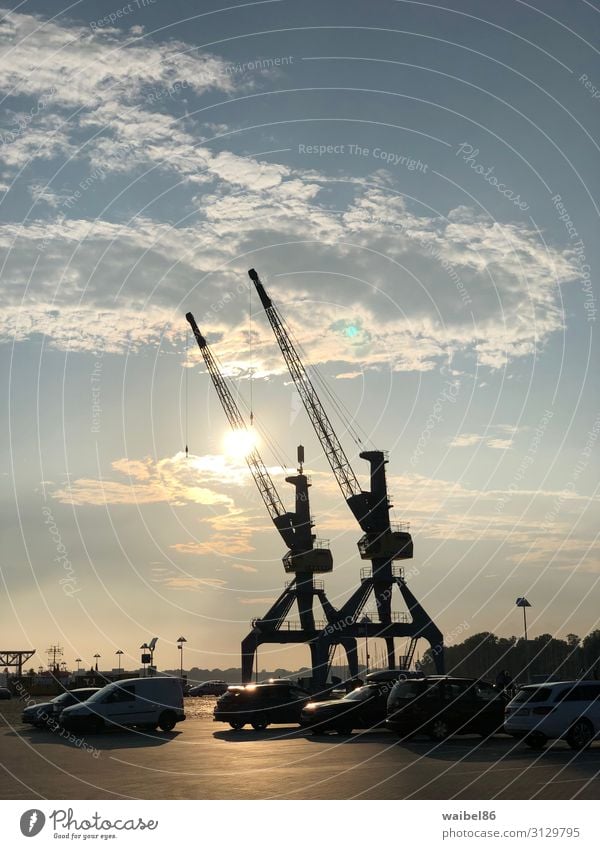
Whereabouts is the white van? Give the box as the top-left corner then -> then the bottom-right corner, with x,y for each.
60,677 -> 185,732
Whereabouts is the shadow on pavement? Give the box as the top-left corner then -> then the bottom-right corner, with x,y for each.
4,726 -> 180,750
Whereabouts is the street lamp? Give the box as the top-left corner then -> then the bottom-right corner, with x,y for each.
140,643 -> 149,677
93,653 -> 101,672
516,597 -> 532,682
115,650 -> 124,673
75,658 -> 82,672
177,637 -> 187,679
516,597 -> 531,641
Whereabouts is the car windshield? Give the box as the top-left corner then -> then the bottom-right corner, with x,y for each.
344,687 -> 374,702
512,687 -> 552,704
51,692 -> 73,706
86,684 -> 116,703
392,681 -> 425,699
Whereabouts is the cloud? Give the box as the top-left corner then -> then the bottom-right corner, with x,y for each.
151,573 -> 228,591
52,452 -> 235,507
0,9 -> 581,380
231,563 -> 258,573
238,596 -> 276,605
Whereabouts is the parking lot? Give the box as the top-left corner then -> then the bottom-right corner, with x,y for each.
1,697 -> 599,800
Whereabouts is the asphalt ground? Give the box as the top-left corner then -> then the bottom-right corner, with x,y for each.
1,697 -> 599,800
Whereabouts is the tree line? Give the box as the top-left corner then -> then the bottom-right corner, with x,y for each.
420,630 -> 600,682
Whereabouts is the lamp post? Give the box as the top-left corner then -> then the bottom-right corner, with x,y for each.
140,643 -> 149,677
115,650 -> 123,673
93,653 -> 101,673
516,597 -> 532,681
75,658 -> 82,672
177,637 -> 187,680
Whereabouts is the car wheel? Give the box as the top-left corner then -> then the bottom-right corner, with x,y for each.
158,711 -> 177,732
566,718 -> 594,751
524,732 -> 547,750
428,719 -> 450,741
229,719 -> 245,730
251,715 -> 268,731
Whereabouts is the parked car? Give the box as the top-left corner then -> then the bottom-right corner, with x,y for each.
22,688 -> 99,728
214,681 -> 311,730
504,680 -> 600,750
61,677 -> 185,733
386,676 -> 506,740
188,680 -> 229,697
0,687 -> 11,700
301,683 -> 391,734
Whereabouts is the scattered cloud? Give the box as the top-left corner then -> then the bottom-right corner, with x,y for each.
52,452 -> 235,507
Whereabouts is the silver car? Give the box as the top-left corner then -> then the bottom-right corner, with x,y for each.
22,688 -> 99,728
504,680 -> 600,750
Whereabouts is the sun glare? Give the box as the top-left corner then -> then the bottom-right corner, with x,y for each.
223,428 -> 258,459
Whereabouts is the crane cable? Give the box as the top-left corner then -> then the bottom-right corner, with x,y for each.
185,325 -> 189,459
249,279 -> 254,426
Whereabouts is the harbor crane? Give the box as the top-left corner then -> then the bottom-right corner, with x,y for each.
248,269 -> 444,683
186,312 -> 358,684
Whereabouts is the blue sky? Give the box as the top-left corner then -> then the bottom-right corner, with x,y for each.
1,0 -> 598,673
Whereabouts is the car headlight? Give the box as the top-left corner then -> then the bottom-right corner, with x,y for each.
304,703 -> 317,711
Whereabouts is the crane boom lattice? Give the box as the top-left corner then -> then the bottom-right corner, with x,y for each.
248,269 -> 361,502
186,312 -> 286,522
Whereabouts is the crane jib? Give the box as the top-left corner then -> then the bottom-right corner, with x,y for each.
247,271 -> 362,502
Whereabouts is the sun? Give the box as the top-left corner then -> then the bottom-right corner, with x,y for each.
223,428 -> 258,459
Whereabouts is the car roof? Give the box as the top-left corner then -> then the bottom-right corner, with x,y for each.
520,680 -> 599,689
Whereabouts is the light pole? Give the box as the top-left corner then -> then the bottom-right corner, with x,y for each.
115,650 -> 123,673
93,653 -> 101,672
177,637 -> 187,679
75,658 -> 82,672
516,597 -> 532,681
140,643 -> 149,677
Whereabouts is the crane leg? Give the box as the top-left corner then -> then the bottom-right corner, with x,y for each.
241,632 -> 258,683
385,636 -> 395,670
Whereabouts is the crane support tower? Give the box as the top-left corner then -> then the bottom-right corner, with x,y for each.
248,269 -> 444,684
186,312 -> 358,685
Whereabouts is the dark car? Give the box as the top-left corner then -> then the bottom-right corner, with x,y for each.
188,680 -> 229,697
386,676 -> 507,741
214,681 -> 311,730
22,688 -> 99,728
0,687 -> 11,700
301,683 -> 391,735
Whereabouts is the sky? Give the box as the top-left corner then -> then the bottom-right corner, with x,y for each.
1,0 -> 598,675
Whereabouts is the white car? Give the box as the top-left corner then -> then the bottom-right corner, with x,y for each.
504,680 -> 600,750
61,677 -> 185,733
